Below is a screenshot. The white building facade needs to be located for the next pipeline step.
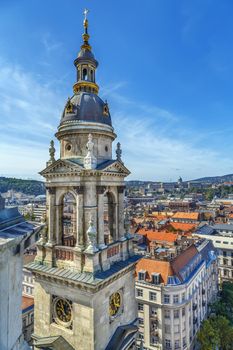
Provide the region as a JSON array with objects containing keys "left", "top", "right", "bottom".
[{"left": 135, "top": 240, "right": 218, "bottom": 350}]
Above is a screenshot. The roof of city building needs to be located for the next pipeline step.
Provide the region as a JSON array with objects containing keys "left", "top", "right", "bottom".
[{"left": 172, "top": 212, "right": 199, "bottom": 220}]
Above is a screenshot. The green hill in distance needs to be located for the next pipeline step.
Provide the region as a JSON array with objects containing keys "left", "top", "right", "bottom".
[{"left": 0, "top": 177, "right": 45, "bottom": 196}]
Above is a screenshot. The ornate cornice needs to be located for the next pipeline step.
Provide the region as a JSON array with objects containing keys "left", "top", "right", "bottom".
[
  {"left": 31, "top": 262, "right": 136, "bottom": 294},
  {"left": 46, "top": 186, "right": 56, "bottom": 195}
]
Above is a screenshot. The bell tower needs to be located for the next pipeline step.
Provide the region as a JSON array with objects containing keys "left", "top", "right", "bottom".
[{"left": 28, "top": 9, "right": 139, "bottom": 350}]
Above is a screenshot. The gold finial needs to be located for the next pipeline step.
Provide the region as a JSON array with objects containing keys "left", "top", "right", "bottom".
[{"left": 81, "top": 8, "right": 91, "bottom": 51}]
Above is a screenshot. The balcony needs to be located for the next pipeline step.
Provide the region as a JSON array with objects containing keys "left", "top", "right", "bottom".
[
  {"left": 192, "top": 303, "right": 197, "bottom": 311},
  {"left": 55, "top": 246, "right": 74, "bottom": 261},
  {"left": 193, "top": 317, "right": 198, "bottom": 325}
]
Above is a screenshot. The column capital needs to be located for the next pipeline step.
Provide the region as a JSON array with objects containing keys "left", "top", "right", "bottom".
[
  {"left": 46, "top": 186, "right": 56, "bottom": 195},
  {"left": 96, "top": 185, "right": 106, "bottom": 194},
  {"left": 73, "top": 186, "right": 84, "bottom": 195}
]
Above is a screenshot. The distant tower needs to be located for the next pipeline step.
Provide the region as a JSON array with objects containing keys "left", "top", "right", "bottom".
[
  {"left": 177, "top": 176, "right": 183, "bottom": 189},
  {"left": 28, "top": 10, "right": 139, "bottom": 350}
]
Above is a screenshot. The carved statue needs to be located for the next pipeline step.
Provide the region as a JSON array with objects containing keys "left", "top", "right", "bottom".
[
  {"left": 38, "top": 223, "right": 48, "bottom": 245},
  {"left": 116, "top": 142, "right": 123, "bottom": 163},
  {"left": 84, "top": 133, "right": 97, "bottom": 169},
  {"left": 47, "top": 140, "right": 56, "bottom": 167},
  {"left": 85, "top": 218, "right": 98, "bottom": 253}
]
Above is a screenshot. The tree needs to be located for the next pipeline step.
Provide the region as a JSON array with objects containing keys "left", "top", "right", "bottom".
[
  {"left": 197, "top": 319, "right": 219, "bottom": 350},
  {"left": 211, "top": 316, "right": 233, "bottom": 350}
]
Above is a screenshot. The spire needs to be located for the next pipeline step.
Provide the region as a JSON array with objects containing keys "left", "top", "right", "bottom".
[{"left": 73, "top": 9, "right": 99, "bottom": 95}]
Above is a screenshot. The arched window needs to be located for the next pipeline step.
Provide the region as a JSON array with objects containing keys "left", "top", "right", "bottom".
[
  {"left": 62, "top": 193, "right": 76, "bottom": 247},
  {"left": 104, "top": 192, "right": 116, "bottom": 245},
  {"left": 83, "top": 68, "right": 88, "bottom": 81},
  {"left": 90, "top": 70, "right": 93, "bottom": 81}
]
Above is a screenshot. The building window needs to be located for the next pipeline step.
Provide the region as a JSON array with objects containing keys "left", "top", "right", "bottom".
[
  {"left": 151, "top": 307, "right": 157, "bottom": 316},
  {"left": 23, "top": 318, "right": 27, "bottom": 327},
  {"left": 151, "top": 335, "right": 158, "bottom": 345},
  {"left": 138, "top": 303, "right": 144, "bottom": 311},
  {"left": 223, "top": 259, "right": 228, "bottom": 265},
  {"left": 182, "top": 307, "right": 185, "bottom": 316},
  {"left": 223, "top": 251, "right": 227, "bottom": 257},
  {"left": 151, "top": 273, "right": 160, "bottom": 284},
  {"left": 183, "top": 337, "right": 187, "bottom": 348},
  {"left": 224, "top": 269, "right": 228, "bottom": 277},
  {"left": 164, "top": 309, "right": 170, "bottom": 318},
  {"left": 174, "top": 310, "right": 179, "bottom": 318},
  {"left": 165, "top": 325, "right": 170, "bottom": 333},
  {"left": 138, "top": 333, "right": 144, "bottom": 340},
  {"left": 173, "top": 294, "right": 179, "bottom": 304},
  {"left": 182, "top": 292, "right": 185, "bottom": 302},
  {"left": 164, "top": 294, "right": 170, "bottom": 304},
  {"left": 137, "top": 289, "right": 143, "bottom": 297},
  {"left": 175, "top": 340, "right": 180, "bottom": 349},
  {"left": 174, "top": 325, "right": 180, "bottom": 333},
  {"left": 150, "top": 292, "right": 157, "bottom": 301},
  {"left": 165, "top": 339, "right": 171, "bottom": 349},
  {"left": 138, "top": 271, "right": 146, "bottom": 281},
  {"left": 138, "top": 318, "right": 144, "bottom": 326}
]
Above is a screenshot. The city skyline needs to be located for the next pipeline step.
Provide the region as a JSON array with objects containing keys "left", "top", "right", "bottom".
[{"left": 1, "top": 0, "right": 233, "bottom": 181}]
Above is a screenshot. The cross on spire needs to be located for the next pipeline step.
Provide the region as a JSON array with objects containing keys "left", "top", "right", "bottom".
[{"left": 83, "top": 8, "right": 89, "bottom": 20}]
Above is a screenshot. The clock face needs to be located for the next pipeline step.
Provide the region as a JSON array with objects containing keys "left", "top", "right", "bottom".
[
  {"left": 109, "top": 292, "right": 121, "bottom": 317},
  {"left": 53, "top": 297, "right": 72, "bottom": 327}
]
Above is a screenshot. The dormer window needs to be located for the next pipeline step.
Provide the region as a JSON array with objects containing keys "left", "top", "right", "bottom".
[
  {"left": 138, "top": 270, "right": 146, "bottom": 281},
  {"left": 151, "top": 273, "right": 160, "bottom": 285}
]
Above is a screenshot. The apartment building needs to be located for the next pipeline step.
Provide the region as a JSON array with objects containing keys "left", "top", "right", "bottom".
[
  {"left": 135, "top": 239, "right": 218, "bottom": 350},
  {"left": 194, "top": 224, "right": 233, "bottom": 282}
]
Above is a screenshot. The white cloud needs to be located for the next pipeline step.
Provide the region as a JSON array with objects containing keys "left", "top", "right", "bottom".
[
  {"left": 0, "top": 60, "right": 63, "bottom": 177},
  {"left": 0, "top": 61, "right": 232, "bottom": 181}
]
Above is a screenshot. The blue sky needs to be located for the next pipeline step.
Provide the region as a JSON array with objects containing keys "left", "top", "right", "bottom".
[{"left": 1, "top": 0, "right": 233, "bottom": 181}]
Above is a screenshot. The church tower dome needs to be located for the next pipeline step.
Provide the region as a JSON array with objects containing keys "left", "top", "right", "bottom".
[{"left": 57, "top": 9, "right": 115, "bottom": 164}]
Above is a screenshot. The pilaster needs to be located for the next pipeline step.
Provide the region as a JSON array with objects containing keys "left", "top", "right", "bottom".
[
  {"left": 118, "top": 186, "right": 125, "bottom": 240},
  {"left": 46, "top": 187, "right": 56, "bottom": 245},
  {"left": 97, "top": 186, "right": 106, "bottom": 248}
]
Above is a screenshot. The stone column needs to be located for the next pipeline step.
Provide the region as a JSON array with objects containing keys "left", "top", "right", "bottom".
[
  {"left": 83, "top": 182, "right": 97, "bottom": 248},
  {"left": 97, "top": 186, "right": 106, "bottom": 249},
  {"left": 118, "top": 186, "right": 125, "bottom": 240},
  {"left": 55, "top": 204, "right": 63, "bottom": 245},
  {"left": 73, "top": 186, "right": 84, "bottom": 251},
  {"left": 46, "top": 187, "right": 56, "bottom": 245}
]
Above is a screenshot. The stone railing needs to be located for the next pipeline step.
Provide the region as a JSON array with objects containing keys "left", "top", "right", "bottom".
[
  {"left": 55, "top": 246, "right": 74, "bottom": 261},
  {"left": 107, "top": 244, "right": 120, "bottom": 258}
]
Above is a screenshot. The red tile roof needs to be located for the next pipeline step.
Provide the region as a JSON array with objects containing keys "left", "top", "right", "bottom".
[
  {"left": 172, "top": 212, "right": 199, "bottom": 220},
  {"left": 137, "top": 228, "right": 178, "bottom": 243},
  {"left": 136, "top": 258, "right": 174, "bottom": 284},
  {"left": 171, "top": 245, "right": 198, "bottom": 279},
  {"left": 22, "top": 296, "right": 34, "bottom": 310},
  {"left": 168, "top": 222, "right": 197, "bottom": 232}
]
